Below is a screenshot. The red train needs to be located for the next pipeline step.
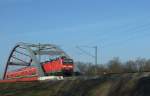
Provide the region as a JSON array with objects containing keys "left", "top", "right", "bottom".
[
  {"left": 42, "top": 56, "right": 74, "bottom": 76},
  {"left": 6, "top": 57, "right": 74, "bottom": 79}
]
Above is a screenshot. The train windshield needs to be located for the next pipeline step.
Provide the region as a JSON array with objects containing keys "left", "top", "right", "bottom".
[{"left": 63, "top": 59, "right": 73, "bottom": 64}]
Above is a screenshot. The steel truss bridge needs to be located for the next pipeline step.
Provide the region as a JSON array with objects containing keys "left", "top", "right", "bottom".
[{"left": 3, "top": 42, "right": 70, "bottom": 80}]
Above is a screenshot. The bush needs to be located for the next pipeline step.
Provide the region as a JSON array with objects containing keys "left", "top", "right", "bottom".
[{"left": 76, "top": 57, "right": 150, "bottom": 75}]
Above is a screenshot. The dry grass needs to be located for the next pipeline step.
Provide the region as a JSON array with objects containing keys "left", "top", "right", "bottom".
[{"left": 0, "top": 74, "right": 150, "bottom": 96}]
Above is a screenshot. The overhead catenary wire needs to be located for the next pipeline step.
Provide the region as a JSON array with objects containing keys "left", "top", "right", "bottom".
[
  {"left": 94, "top": 18, "right": 150, "bottom": 43},
  {"left": 102, "top": 27, "right": 150, "bottom": 48}
]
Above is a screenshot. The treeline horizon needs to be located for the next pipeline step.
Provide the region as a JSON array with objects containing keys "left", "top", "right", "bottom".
[{"left": 76, "top": 57, "right": 150, "bottom": 75}]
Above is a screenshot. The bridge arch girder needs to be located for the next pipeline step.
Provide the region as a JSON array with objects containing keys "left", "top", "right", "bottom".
[{"left": 3, "top": 42, "right": 70, "bottom": 80}]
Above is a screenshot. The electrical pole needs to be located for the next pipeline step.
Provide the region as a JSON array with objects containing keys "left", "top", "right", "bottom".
[
  {"left": 38, "top": 43, "right": 41, "bottom": 62},
  {"left": 94, "top": 46, "right": 98, "bottom": 65},
  {"left": 76, "top": 45, "right": 98, "bottom": 65}
]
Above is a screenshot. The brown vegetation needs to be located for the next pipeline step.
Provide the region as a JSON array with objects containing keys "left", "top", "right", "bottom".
[{"left": 76, "top": 57, "right": 150, "bottom": 75}]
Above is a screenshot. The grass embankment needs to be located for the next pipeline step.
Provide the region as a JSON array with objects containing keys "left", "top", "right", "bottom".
[{"left": 0, "top": 74, "right": 150, "bottom": 96}]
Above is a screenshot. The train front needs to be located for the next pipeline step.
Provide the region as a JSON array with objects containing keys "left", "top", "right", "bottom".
[{"left": 61, "top": 57, "right": 74, "bottom": 76}]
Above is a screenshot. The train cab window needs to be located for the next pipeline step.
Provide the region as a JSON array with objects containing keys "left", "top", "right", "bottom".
[{"left": 63, "top": 59, "right": 73, "bottom": 64}]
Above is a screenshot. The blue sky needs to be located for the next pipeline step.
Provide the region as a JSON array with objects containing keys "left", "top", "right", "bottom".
[{"left": 0, "top": 0, "right": 150, "bottom": 76}]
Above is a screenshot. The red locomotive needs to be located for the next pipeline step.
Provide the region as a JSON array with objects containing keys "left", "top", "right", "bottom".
[
  {"left": 42, "top": 56, "right": 74, "bottom": 76},
  {"left": 5, "top": 56, "right": 74, "bottom": 79}
]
